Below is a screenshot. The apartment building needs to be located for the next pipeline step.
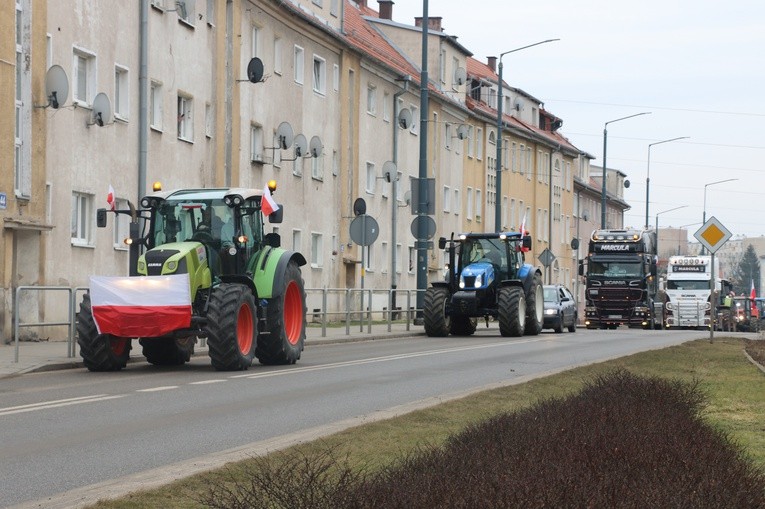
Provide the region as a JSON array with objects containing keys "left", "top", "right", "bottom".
[{"left": 2, "top": 0, "right": 631, "bottom": 342}]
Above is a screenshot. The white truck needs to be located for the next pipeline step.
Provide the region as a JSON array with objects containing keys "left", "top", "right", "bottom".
[{"left": 663, "top": 255, "right": 712, "bottom": 329}]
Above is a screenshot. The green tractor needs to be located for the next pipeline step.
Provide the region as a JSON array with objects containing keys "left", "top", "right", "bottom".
[
  {"left": 423, "top": 232, "right": 544, "bottom": 337},
  {"left": 77, "top": 182, "right": 307, "bottom": 371}
]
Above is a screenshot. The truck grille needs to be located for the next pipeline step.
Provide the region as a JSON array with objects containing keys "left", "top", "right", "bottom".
[{"left": 588, "top": 287, "right": 643, "bottom": 309}]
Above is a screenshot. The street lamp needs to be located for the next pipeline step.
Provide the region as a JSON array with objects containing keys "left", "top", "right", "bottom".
[
  {"left": 655, "top": 205, "right": 688, "bottom": 296},
  {"left": 703, "top": 178, "right": 738, "bottom": 225},
  {"left": 494, "top": 38, "right": 559, "bottom": 232},
  {"left": 600, "top": 112, "right": 651, "bottom": 228},
  {"left": 645, "top": 136, "right": 689, "bottom": 228}
]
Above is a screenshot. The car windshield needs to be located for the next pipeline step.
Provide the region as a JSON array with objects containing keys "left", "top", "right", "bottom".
[
  {"left": 543, "top": 287, "right": 558, "bottom": 302},
  {"left": 667, "top": 280, "right": 709, "bottom": 290},
  {"left": 588, "top": 261, "right": 642, "bottom": 278}
]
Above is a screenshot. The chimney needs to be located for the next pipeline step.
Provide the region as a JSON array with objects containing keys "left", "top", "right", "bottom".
[
  {"left": 378, "top": 0, "right": 393, "bottom": 20},
  {"left": 414, "top": 16, "right": 443, "bottom": 32},
  {"left": 487, "top": 56, "right": 497, "bottom": 73}
]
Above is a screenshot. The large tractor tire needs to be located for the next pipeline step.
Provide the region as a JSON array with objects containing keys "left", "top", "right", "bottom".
[
  {"left": 450, "top": 315, "right": 478, "bottom": 336},
  {"left": 498, "top": 286, "right": 526, "bottom": 337},
  {"left": 140, "top": 337, "right": 194, "bottom": 366},
  {"left": 423, "top": 286, "right": 451, "bottom": 337},
  {"left": 257, "top": 261, "right": 306, "bottom": 365},
  {"left": 524, "top": 273, "right": 544, "bottom": 336},
  {"left": 77, "top": 293, "right": 132, "bottom": 371},
  {"left": 206, "top": 283, "right": 257, "bottom": 371}
]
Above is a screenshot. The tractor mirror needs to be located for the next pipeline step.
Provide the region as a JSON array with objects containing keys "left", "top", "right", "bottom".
[
  {"left": 96, "top": 208, "right": 107, "bottom": 228},
  {"left": 522, "top": 235, "right": 532, "bottom": 250},
  {"left": 264, "top": 232, "right": 281, "bottom": 248},
  {"left": 438, "top": 237, "right": 447, "bottom": 250},
  {"left": 578, "top": 259, "right": 584, "bottom": 276},
  {"left": 269, "top": 205, "right": 283, "bottom": 224}
]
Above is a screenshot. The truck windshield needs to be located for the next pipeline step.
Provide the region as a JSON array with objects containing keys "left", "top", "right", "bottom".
[
  {"left": 667, "top": 280, "right": 709, "bottom": 290},
  {"left": 588, "top": 260, "right": 642, "bottom": 278}
]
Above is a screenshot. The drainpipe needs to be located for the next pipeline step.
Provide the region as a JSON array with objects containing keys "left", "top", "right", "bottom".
[
  {"left": 138, "top": 0, "right": 148, "bottom": 199},
  {"left": 391, "top": 76, "right": 410, "bottom": 316},
  {"left": 224, "top": 0, "right": 233, "bottom": 186}
]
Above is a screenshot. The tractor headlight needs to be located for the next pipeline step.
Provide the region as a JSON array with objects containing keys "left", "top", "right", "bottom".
[
  {"left": 473, "top": 274, "right": 482, "bottom": 288},
  {"left": 166, "top": 260, "right": 177, "bottom": 272},
  {"left": 459, "top": 277, "right": 465, "bottom": 289}
]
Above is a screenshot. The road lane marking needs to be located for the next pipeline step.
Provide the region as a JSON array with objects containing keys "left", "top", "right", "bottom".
[
  {"left": 136, "top": 386, "right": 179, "bottom": 392},
  {"left": 188, "top": 379, "right": 227, "bottom": 385},
  {"left": 0, "top": 394, "right": 126, "bottom": 417},
  {"left": 233, "top": 338, "right": 547, "bottom": 380}
]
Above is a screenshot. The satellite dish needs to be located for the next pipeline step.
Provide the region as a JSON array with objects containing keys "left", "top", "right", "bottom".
[
  {"left": 582, "top": 210, "right": 590, "bottom": 221},
  {"left": 382, "top": 161, "right": 397, "bottom": 183},
  {"left": 456, "top": 124, "right": 468, "bottom": 140},
  {"left": 44, "top": 65, "right": 69, "bottom": 109},
  {"left": 309, "top": 136, "right": 323, "bottom": 158},
  {"left": 276, "top": 122, "right": 294, "bottom": 150},
  {"left": 397, "top": 108, "right": 412, "bottom": 130},
  {"left": 88, "top": 92, "right": 111, "bottom": 127},
  {"left": 453, "top": 67, "right": 466, "bottom": 86},
  {"left": 293, "top": 134, "right": 308, "bottom": 157},
  {"left": 514, "top": 98, "right": 524, "bottom": 112},
  {"left": 246, "top": 57, "right": 264, "bottom": 83},
  {"left": 624, "top": 179, "right": 631, "bottom": 188}
]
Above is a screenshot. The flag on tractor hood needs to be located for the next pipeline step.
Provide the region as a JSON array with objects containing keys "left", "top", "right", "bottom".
[
  {"left": 261, "top": 184, "right": 279, "bottom": 216},
  {"left": 89, "top": 274, "right": 192, "bottom": 337}
]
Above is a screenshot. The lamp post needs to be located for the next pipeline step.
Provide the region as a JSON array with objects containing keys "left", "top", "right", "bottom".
[
  {"left": 494, "top": 38, "right": 559, "bottom": 232},
  {"left": 601, "top": 112, "right": 651, "bottom": 228},
  {"left": 655, "top": 205, "right": 688, "bottom": 297},
  {"left": 645, "top": 136, "right": 689, "bottom": 228},
  {"left": 701, "top": 178, "right": 738, "bottom": 255}
]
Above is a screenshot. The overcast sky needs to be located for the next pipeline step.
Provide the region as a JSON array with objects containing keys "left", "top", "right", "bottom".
[{"left": 389, "top": 0, "right": 765, "bottom": 241}]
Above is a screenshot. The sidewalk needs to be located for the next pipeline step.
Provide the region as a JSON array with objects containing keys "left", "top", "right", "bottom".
[{"left": 0, "top": 322, "right": 425, "bottom": 379}]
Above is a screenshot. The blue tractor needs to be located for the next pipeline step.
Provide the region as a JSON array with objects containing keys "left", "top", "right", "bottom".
[{"left": 423, "top": 232, "right": 544, "bottom": 337}]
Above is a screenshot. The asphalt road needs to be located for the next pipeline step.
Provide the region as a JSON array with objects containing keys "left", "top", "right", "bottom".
[{"left": 1, "top": 327, "right": 707, "bottom": 508}]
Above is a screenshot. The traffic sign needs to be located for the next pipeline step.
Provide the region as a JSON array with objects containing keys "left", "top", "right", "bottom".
[
  {"left": 538, "top": 248, "right": 556, "bottom": 267},
  {"left": 410, "top": 215, "right": 436, "bottom": 240},
  {"left": 693, "top": 216, "right": 732, "bottom": 254},
  {"left": 349, "top": 214, "right": 379, "bottom": 246}
]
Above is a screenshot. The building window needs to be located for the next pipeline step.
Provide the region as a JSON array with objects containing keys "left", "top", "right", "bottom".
[
  {"left": 381, "top": 242, "right": 388, "bottom": 273},
  {"left": 443, "top": 185, "right": 450, "bottom": 213},
  {"left": 177, "top": 94, "right": 193, "bottom": 141},
  {"left": 466, "top": 187, "right": 474, "bottom": 220},
  {"left": 330, "top": 0, "right": 339, "bottom": 16},
  {"left": 408, "top": 246, "right": 415, "bottom": 272},
  {"left": 114, "top": 65, "right": 129, "bottom": 120},
  {"left": 475, "top": 189, "right": 482, "bottom": 222},
  {"left": 383, "top": 91, "right": 390, "bottom": 122},
  {"left": 312, "top": 55, "right": 326, "bottom": 95},
  {"left": 150, "top": 80, "right": 162, "bottom": 131},
  {"left": 467, "top": 126, "right": 474, "bottom": 158},
  {"left": 311, "top": 155, "right": 324, "bottom": 180},
  {"left": 366, "top": 84, "right": 377, "bottom": 115},
  {"left": 365, "top": 162, "right": 376, "bottom": 194},
  {"left": 73, "top": 47, "right": 96, "bottom": 106},
  {"left": 454, "top": 189, "right": 460, "bottom": 216},
  {"left": 176, "top": 0, "right": 194, "bottom": 24},
  {"left": 293, "top": 45, "right": 304, "bottom": 84},
  {"left": 396, "top": 244, "right": 402, "bottom": 273},
  {"left": 292, "top": 229, "right": 302, "bottom": 252},
  {"left": 205, "top": 102, "right": 213, "bottom": 138},
  {"left": 363, "top": 244, "right": 374, "bottom": 271},
  {"left": 113, "top": 198, "right": 129, "bottom": 249},
  {"left": 251, "top": 26, "right": 260, "bottom": 58},
  {"left": 445, "top": 123, "right": 452, "bottom": 150},
  {"left": 274, "top": 37, "right": 283, "bottom": 75},
  {"left": 250, "top": 124, "right": 263, "bottom": 162},
  {"left": 476, "top": 128, "right": 483, "bottom": 159},
  {"left": 206, "top": 0, "right": 215, "bottom": 24},
  {"left": 333, "top": 63, "right": 339, "bottom": 91},
  {"left": 311, "top": 233, "right": 323, "bottom": 268},
  {"left": 409, "top": 105, "right": 418, "bottom": 134},
  {"left": 71, "top": 192, "right": 93, "bottom": 246}
]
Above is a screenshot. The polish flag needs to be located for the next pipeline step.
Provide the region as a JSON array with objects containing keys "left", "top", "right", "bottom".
[
  {"left": 261, "top": 185, "right": 280, "bottom": 216},
  {"left": 89, "top": 274, "right": 192, "bottom": 337},
  {"left": 107, "top": 185, "right": 116, "bottom": 211},
  {"left": 751, "top": 279, "right": 758, "bottom": 317},
  {"left": 751, "top": 279, "right": 756, "bottom": 301}
]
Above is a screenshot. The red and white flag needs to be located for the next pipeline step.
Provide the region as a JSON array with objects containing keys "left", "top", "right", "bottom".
[
  {"left": 751, "top": 279, "right": 756, "bottom": 300},
  {"left": 89, "top": 274, "right": 191, "bottom": 337},
  {"left": 261, "top": 185, "right": 280, "bottom": 216},
  {"left": 107, "top": 185, "right": 116, "bottom": 211},
  {"left": 519, "top": 210, "right": 527, "bottom": 236}
]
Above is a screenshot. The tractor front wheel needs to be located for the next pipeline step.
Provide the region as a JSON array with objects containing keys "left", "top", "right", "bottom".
[
  {"left": 206, "top": 283, "right": 257, "bottom": 371},
  {"left": 423, "top": 287, "right": 451, "bottom": 337},
  {"left": 140, "top": 337, "right": 195, "bottom": 366},
  {"left": 498, "top": 286, "right": 526, "bottom": 337},
  {"left": 524, "top": 273, "right": 544, "bottom": 336},
  {"left": 257, "top": 261, "right": 306, "bottom": 365},
  {"left": 77, "top": 293, "right": 131, "bottom": 371}
]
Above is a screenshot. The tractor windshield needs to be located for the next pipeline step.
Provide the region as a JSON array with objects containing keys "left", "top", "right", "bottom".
[
  {"left": 463, "top": 238, "right": 505, "bottom": 267},
  {"left": 151, "top": 199, "right": 233, "bottom": 248}
]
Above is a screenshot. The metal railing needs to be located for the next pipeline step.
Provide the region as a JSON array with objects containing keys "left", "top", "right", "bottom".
[
  {"left": 10, "top": 285, "right": 425, "bottom": 362},
  {"left": 304, "top": 288, "right": 425, "bottom": 337},
  {"left": 12, "top": 286, "right": 88, "bottom": 363}
]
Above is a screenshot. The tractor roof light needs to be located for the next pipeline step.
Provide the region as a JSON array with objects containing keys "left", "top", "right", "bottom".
[
  {"left": 268, "top": 180, "right": 277, "bottom": 193},
  {"left": 152, "top": 181, "right": 162, "bottom": 191}
]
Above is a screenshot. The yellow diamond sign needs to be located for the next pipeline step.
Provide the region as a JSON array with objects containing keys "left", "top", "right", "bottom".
[{"left": 694, "top": 216, "right": 732, "bottom": 254}]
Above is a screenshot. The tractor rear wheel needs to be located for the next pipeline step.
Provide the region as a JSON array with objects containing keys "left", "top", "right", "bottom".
[
  {"left": 524, "top": 273, "right": 544, "bottom": 336},
  {"left": 257, "top": 261, "right": 306, "bottom": 365},
  {"left": 450, "top": 315, "right": 477, "bottom": 336},
  {"left": 206, "top": 283, "right": 257, "bottom": 371},
  {"left": 498, "top": 286, "right": 525, "bottom": 337},
  {"left": 140, "top": 337, "right": 194, "bottom": 366},
  {"left": 423, "top": 287, "right": 451, "bottom": 337},
  {"left": 77, "top": 293, "right": 132, "bottom": 371}
]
